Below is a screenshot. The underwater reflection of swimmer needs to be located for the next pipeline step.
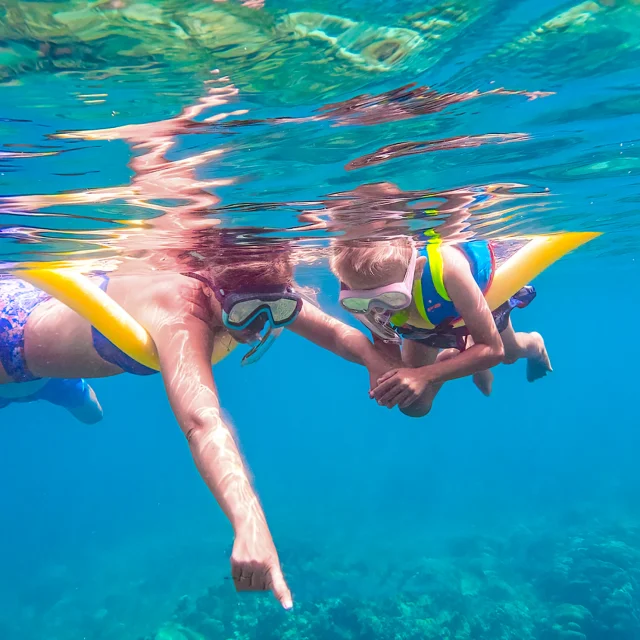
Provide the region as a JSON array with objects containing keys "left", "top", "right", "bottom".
[
  {"left": 314, "top": 82, "right": 553, "bottom": 127},
  {"left": 223, "top": 82, "right": 552, "bottom": 129},
  {"left": 0, "top": 237, "right": 393, "bottom": 607},
  {"left": 330, "top": 236, "right": 554, "bottom": 416},
  {"left": 1, "top": 77, "right": 245, "bottom": 265},
  {"left": 294, "top": 181, "right": 419, "bottom": 238},
  {"left": 294, "top": 180, "right": 515, "bottom": 242}
]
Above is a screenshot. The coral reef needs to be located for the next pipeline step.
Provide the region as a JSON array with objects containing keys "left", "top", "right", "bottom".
[{"left": 140, "top": 519, "right": 640, "bottom": 640}]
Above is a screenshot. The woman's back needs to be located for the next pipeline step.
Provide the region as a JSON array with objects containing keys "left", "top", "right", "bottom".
[{"left": 0, "top": 272, "right": 213, "bottom": 383}]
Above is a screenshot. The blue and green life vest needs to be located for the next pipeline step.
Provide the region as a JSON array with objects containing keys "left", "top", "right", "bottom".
[{"left": 391, "top": 239, "right": 495, "bottom": 330}]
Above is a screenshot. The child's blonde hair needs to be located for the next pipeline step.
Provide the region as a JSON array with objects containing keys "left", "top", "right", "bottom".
[{"left": 329, "top": 237, "right": 413, "bottom": 286}]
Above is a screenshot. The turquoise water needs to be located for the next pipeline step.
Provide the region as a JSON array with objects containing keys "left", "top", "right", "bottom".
[{"left": 1, "top": 1, "right": 640, "bottom": 639}]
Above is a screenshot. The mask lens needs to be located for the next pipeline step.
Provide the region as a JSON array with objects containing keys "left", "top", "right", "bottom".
[
  {"left": 377, "top": 291, "right": 409, "bottom": 309},
  {"left": 227, "top": 296, "right": 301, "bottom": 328},
  {"left": 267, "top": 298, "right": 299, "bottom": 324},
  {"left": 341, "top": 297, "right": 370, "bottom": 312},
  {"left": 342, "top": 292, "right": 408, "bottom": 313},
  {"left": 228, "top": 299, "right": 264, "bottom": 326}
]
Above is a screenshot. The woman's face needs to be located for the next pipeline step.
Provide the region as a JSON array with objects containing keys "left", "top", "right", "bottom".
[{"left": 208, "top": 249, "right": 295, "bottom": 341}]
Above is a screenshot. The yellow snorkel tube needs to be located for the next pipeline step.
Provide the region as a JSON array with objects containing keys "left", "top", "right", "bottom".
[{"left": 16, "top": 267, "right": 237, "bottom": 370}]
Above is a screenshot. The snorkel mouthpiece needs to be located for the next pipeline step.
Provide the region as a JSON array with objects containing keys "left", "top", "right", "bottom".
[{"left": 241, "top": 326, "right": 283, "bottom": 366}]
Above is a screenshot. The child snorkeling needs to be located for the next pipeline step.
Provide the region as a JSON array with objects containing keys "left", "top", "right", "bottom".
[{"left": 330, "top": 236, "right": 552, "bottom": 416}]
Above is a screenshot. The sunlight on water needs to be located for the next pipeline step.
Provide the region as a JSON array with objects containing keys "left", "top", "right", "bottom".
[
  {"left": 2, "top": 1, "right": 640, "bottom": 640},
  {"left": 2, "top": 0, "right": 639, "bottom": 268}
]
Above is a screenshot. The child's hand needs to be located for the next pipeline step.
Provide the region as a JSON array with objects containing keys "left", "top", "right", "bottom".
[{"left": 370, "top": 368, "right": 432, "bottom": 408}]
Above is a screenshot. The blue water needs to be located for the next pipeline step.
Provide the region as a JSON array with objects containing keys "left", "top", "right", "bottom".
[{"left": 2, "top": 0, "right": 640, "bottom": 639}]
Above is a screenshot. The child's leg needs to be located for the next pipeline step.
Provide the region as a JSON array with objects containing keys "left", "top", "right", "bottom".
[
  {"left": 399, "top": 340, "right": 446, "bottom": 417},
  {"left": 500, "top": 319, "right": 552, "bottom": 382},
  {"left": 400, "top": 339, "right": 493, "bottom": 416},
  {"left": 465, "top": 336, "right": 493, "bottom": 396}
]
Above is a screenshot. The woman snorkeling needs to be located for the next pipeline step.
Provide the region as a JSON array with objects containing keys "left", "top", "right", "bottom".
[
  {"left": 0, "top": 235, "right": 392, "bottom": 609},
  {"left": 0, "top": 75, "right": 396, "bottom": 607}
]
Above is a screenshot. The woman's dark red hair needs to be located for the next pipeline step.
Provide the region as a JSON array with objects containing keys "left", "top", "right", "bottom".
[{"left": 183, "top": 227, "right": 294, "bottom": 291}]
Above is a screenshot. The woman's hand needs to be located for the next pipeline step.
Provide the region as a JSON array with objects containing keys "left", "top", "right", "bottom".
[
  {"left": 370, "top": 367, "right": 434, "bottom": 408},
  {"left": 231, "top": 521, "right": 293, "bottom": 610},
  {"left": 148, "top": 283, "right": 292, "bottom": 608}
]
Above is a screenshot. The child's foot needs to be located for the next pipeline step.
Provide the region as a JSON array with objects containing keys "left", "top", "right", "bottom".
[
  {"left": 436, "top": 348, "right": 459, "bottom": 363},
  {"left": 526, "top": 332, "right": 552, "bottom": 382},
  {"left": 473, "top": 369, "right": 493, "bottom": 396}
]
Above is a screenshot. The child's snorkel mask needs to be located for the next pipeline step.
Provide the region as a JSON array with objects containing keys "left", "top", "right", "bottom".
[
  {"left": 338, "top": 246, "right": 417, "bottom": 314},
  {"left": 214, "top": 285, "right": 303, "bottom": 365},
  {"left": 338, "top": 245, "right": 417, "bottom": 344}
]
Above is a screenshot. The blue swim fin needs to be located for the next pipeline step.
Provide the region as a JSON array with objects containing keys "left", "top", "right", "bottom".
[
  {"left": 36, "top": 378, "right": 104, "bottom": 424},
  {"left": 0, "top": 378, "right": 103, "bottom": 424}
]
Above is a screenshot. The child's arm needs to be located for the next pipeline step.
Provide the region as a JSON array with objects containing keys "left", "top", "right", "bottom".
[
  {"left": 149, "top": 286, "right": 292, "bottom": 609},
  {"left": 288, "top": 302, "right": 396, "bottom": 382},
  {"left": 371, "top": 245, "right": 504, "bottom": 408}
]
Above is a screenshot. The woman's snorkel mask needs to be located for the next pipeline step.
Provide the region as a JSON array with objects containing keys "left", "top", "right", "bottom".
[
  {"left": 338, "top": 245, "right": 417, "bottom": 344},
  {"left": 214, "top": 285, "right": 303, "bottom": 365}
]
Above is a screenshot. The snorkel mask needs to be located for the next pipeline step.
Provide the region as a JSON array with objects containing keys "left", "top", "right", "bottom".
[
  {"left": 215, "top": 285, "right": 303, "bottom": 365},
  {"left": 338, "top": 246, "right": 417, "bottom": 343},
  {"left": 339, "top": 246, "right": 417, "bottom": 313}
]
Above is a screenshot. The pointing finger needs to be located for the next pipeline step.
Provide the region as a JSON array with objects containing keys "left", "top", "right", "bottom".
[{"left": 267, "top": 565, "right": 293, "bottom": 610}]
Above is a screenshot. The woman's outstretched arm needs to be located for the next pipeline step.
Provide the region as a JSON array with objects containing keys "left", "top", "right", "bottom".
[
  {"left": 288, "top": 302, "right": 398, "bottom": 387},
  {"left": 149, "top": 282, "right": 292, "bottom": 608}
]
